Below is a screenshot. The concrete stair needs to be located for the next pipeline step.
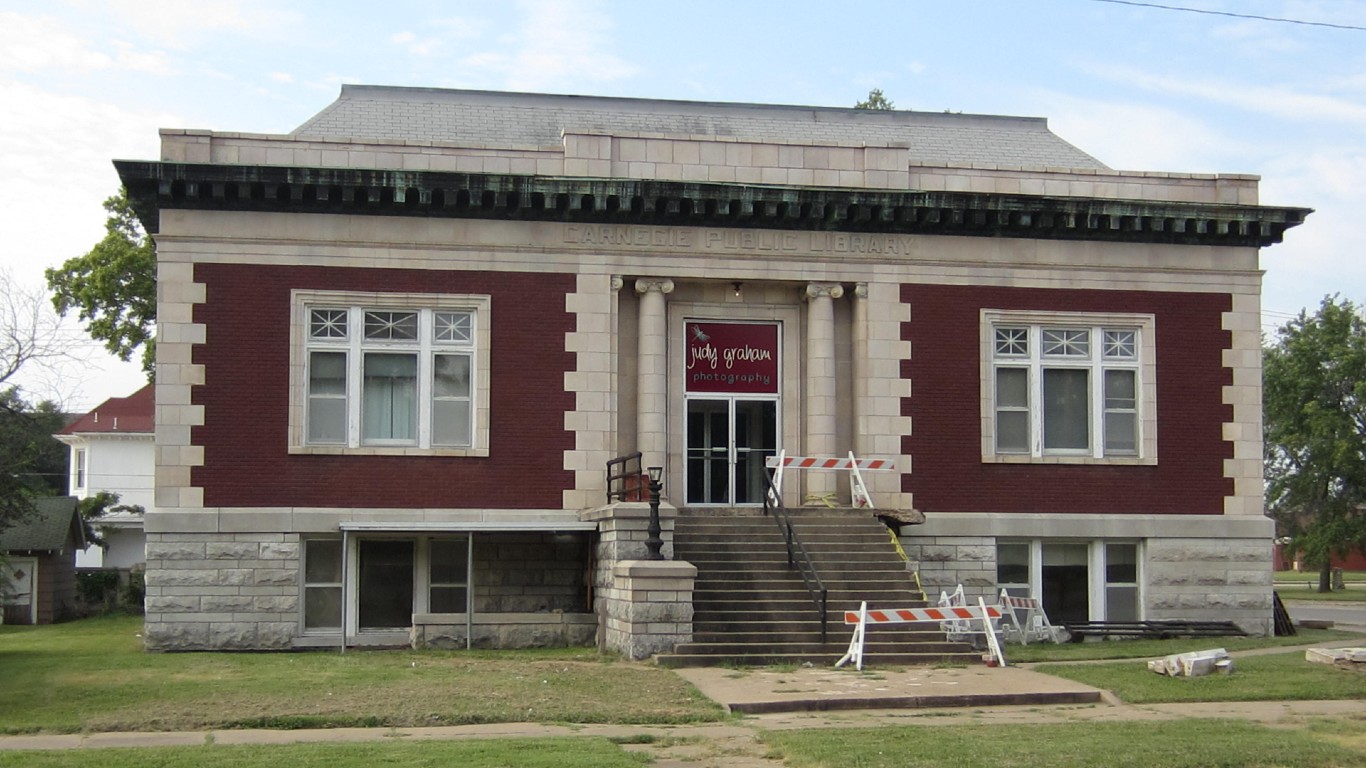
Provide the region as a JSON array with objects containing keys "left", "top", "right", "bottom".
[{"left": 656, "top": 509, "right": 980, "bottom": 667}]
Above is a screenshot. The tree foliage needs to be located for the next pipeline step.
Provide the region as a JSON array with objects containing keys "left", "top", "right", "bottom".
[
  {"left": 77, "top": 491, "right": 143, "bottom": 549},
  {"left": 854, "top": 88, "right": 895, "bottom": 110},
  {"left": 46, "top": 189, "right": 157, "bottom": 375},
  {"left": 0, "top": 388, "right": 68, "bottom": 534},
  {"left": 1264, "top": 295, "right": 1366, "bottom": 591}
]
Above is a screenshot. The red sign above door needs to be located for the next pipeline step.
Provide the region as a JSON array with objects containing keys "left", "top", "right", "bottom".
[{"left": 685, "top": 322, "right": 779, "bottom": 394}]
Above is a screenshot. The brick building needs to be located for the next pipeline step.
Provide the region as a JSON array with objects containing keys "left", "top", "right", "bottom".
[{"left": 116, "top": 86, "right": 1307, "bottom": 652}]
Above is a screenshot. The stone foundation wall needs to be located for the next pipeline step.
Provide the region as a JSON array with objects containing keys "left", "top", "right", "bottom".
[
  {"left": 143, "top": 532, "right": 300, "bottom": 650},
  {"left": 411, "top": 612, "right": 596, "bottom": 649},
  {"left": 473, "top": 533, "right": 589, "bottom": 613},
  {"left": 899, "top": 513, "right": 1275, "bottom": 636}
]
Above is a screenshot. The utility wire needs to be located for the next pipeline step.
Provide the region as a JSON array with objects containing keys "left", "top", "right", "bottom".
[{"left": 1088, "top": 0, "right": 1366, "bottom": 32}]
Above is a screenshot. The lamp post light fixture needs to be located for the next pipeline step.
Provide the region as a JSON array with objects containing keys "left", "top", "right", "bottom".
[{"left": 645, "top": 465, "right": 664, "bottom": 561}]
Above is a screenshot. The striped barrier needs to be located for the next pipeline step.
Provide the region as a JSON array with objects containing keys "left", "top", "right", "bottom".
[
  {"left": 765, "top": 451, "right": 896, "bottom": 509},
  {"left": 765, "top": 456, "right": 896, "bottom": 471},
  {"left": 836, "top": 600, "right": 1007, "bottom": 670},
  {"left": 843, "top": 605, "right": 1001, "bottom": 625}
]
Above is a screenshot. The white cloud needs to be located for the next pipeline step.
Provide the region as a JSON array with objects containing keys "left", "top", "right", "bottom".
[
  {"left": 1087, "top": 65, "right": 1366, "bottom": 127},
  {"left": 269, "top": 71, "right": 294, "bottom": 84},
  {"left": 100, "top": 0, "right": 301, "bottom": 49},
  {"left": 0, "top": 12, "right": 111, "bottom": 72},
  {"left": 1034, "top": 93, "right": 1250, "bottom": 172},
  {"left": 455, "top": 0, "right": 635, "bottom": 92}
]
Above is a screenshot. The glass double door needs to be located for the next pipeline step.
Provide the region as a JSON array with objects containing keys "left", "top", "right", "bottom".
[{"left": 686, "top": 398, "right": 777, "bottom": 506}]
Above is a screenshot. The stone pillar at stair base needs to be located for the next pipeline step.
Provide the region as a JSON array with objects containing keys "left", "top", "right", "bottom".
[{"left": 599, "top": 560, "right": 697, "bottom": 660}]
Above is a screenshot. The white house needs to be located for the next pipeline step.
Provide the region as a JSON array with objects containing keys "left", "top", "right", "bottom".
[{"left": 56, "top": 384, "right": 153, "bottom": 570}]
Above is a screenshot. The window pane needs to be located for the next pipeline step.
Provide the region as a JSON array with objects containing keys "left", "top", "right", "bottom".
[
  {"left": 434, "top": 354, "right": 471, "bottom": 397},
  {"left": 1042, "top": 368, "right": 1089, "bottom": 450},
  {"left": 1106, "top": 586, "right": 1139, "bottom": 621},
  {"left": 1042, "top": 329, "right": 1089, "bottom": 357},
  {"left": 363, "top": 353, "right": 417, "bottom": 442},
  {"left": 308, "top": 352, "right": 347, "bottom": 444},
  {"left": 996, "top": 412, "right": 1028, "bottom": 453},
  {"left": 997, "top": 542, "right": 1030, "bottom": 585},
  {"left": 304, "top": 586, "right": 341, "bottom": 629},
  {"left": 309, "top": 351, "right": 347, "bottom": 395},
  {"left": 430, "top": 586, "right": 468, "bottom": 613},
  {"left": 1104, "top": 370, "right": 1137, "bottom": 453},
  {"left": 1106, "top": 543, "right": 1137, "bottom": 583},
  {"left": 433, "top": 402, "right": 471, "bottom": 447},
  {"left": 434, "top": 312, "right": 473, "bottom": 343},
  {"left": 310, "top": 308, "right": 348, "bottom": 339},
  {"left": 1104, "top": 369, "right": 1136, "bottom": 409},
  {"left": 364, "top": 311, "right": 418, "bottom": 340},
  {"left": 430, "top": 539, "right": 469, "bottom": 584},
  {"left": 305, "top": 540, "right": 342, "bottom": 583},
  {"left": 995, "top": 367, "right": 1027, "bottom": 407},
  {"left": 994, "top": 327, "right": 1028, "bottom": 357},
  {"left": 1104, "top": 330, "right": 1136, "bottom": 359}
]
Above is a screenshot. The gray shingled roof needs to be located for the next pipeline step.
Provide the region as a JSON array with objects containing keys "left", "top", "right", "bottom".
[
  {"left": 293, "top": 86, "right": 1110, "bottom": 171},
  {"left": 0, "top": 497, "right": 84, "bottom": 552}
]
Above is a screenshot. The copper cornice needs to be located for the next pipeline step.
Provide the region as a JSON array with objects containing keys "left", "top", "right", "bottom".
[{"left": 115, "top": 161, "right": 1309, "bottom": 248}]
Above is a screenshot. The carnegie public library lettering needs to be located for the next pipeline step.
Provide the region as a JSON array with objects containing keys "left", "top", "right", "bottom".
[{"left": 115, "top": 86, "right": 1307, "bottom": 657}]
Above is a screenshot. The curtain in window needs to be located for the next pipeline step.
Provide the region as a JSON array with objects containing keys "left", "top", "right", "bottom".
[
  {"left": 363, "top": 353, "right": 417, "bottom": 442},
  {"left": 1042, "top": 368, "right": 1089, "bottom": 450}
]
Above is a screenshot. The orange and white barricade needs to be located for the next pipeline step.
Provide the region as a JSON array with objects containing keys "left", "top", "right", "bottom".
[
  {"left": 766, "top": 451, "right": 896, "bottom": 508},
  {"left": 836, "top": 600, "right": 1006, "bottom": 670},
  {"left": 997, "top": 590, "right": 1062, "bottom": 645}
]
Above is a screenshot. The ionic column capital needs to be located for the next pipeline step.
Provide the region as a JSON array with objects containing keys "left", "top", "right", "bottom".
[
  {"left": 853, "top": 282, "right": 869, "bottom": 300},
  {"left": 610, "top": 275, "right": 625, "bottom": 292},
  {"left": 635, "top": 278, "right": 675, "bottom": 296},
  {"left": 805, "top": 282, "right": 844, "bottom": 301}
]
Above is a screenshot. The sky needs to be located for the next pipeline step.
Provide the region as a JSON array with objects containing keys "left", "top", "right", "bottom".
[{"left": 2, "top": 0, "right": 1364, "bottom": 410}]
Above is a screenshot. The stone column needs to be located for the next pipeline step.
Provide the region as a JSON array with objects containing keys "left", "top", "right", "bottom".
[
  {"left": 805, "top": 282, "right": 844, "bottom": 496},
  {"left": 635, "top": 278, "right": 674, "bottom": 473},
  {"left": 852, "top": 283, "right": 869, "bottom": 458}
]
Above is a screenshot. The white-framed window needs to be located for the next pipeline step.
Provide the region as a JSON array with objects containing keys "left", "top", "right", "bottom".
[
  {"left": 289, "top": 291, "right": 491, "bottom": 456},
  {"left": 72, "top": 448, "right": 87, "bottom": 492},
  {"left": 302, "top": 538, "right": 343, "bottom": 631},
  {"left": 995, "top": 539, "right": 1143, "bottom": 623},
  {"left": 981, "top": 310, "right": 1156, "bottom": 464}
]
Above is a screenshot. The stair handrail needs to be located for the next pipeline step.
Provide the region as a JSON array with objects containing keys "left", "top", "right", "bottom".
[{"left": 762, "top": 473, "right": 830, "bottom": 642}]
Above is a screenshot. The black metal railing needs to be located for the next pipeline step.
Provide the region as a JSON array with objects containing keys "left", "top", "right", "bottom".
[
  {"left": 605, "top": 452, "right": 644, "bottom": 502},
  {"left": 762, "top": 474, "right": 830, "bottom": 642}
]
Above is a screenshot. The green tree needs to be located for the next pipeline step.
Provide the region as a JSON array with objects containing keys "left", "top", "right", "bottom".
[
  {"left": 0, "top": 388, "right": 68, "bottom": 534},
  {"left": 854, "top": 88, "right": 895, "bottom": 110},
  {"left": 46, "top": 189, "right": 157, "bottom": 375},
  {"left": 77, "top": 491, "right": 144, "bottom": 549},
  {"left": 1264, "top": 296, "right": 1366, "bottom": 592}
]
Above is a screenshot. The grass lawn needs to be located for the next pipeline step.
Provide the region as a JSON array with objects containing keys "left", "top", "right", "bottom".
[
  {"left": 761, "top": 719, "right": 1366, "bottom": 768},
  {"left": 1006, "top": 627, "right": 1363, "bottom": 664},
  {"left": 1036, "top": 651, "right": 1366, "bottom": 704},
  {"left": 0, "top": 737, "right": 648, "bottom": 768},
  {"left": 0, "top": 615, "right": 724, "bottom": 734}
]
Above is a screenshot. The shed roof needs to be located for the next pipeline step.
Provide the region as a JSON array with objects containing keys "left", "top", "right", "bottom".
[
  {"left": 293, "top": 85, "right": 1110, "bottom": 171},
  {"left": 59, "top": 384, "right": 153, "bottom": 436},
  {"left": 0, "top": 497, "right": 85, "bottom": 553}
]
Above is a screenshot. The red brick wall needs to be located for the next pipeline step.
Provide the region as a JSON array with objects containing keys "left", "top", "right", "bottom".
[
  {"left": 901, "top": 284, "right": 1233, "bottom": 515},
  {"left": 191, "top": 264, "right": 576, "bottom": 509}
]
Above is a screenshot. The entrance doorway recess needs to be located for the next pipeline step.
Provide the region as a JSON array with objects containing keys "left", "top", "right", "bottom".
[{"left": 685, "top": 398, "right": 777, "bottom": 505}]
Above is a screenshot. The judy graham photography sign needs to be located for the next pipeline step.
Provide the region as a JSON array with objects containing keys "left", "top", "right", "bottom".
[{"left": 685, "top": 322, "right": 779, "bottom": 394}]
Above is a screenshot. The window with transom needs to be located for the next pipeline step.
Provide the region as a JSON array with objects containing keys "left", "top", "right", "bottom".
[
  {"left": 291, "top": 291, "right": 490, "bottom": 456},
  {"left": 983, "top": 310, "right": 1155, "bottom": 463}
]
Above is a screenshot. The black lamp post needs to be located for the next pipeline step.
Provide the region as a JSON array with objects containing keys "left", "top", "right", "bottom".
[{"left": 645, "top": 465, "right": 664, "bottom": 560}]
